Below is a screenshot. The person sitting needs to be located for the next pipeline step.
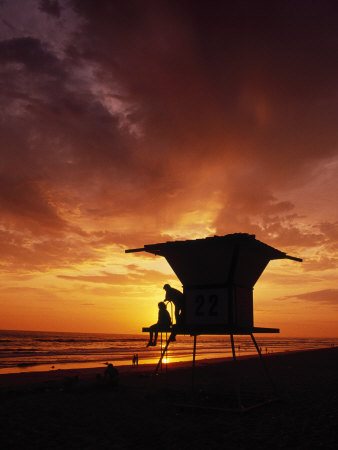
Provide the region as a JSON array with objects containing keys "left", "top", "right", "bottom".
[{"left": 146, "top": 302, "right": 172, "bottom": 347}]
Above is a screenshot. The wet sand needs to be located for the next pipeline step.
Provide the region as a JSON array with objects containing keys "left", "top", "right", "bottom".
[{"left": 0, "top": 347, "right": 337, "bottom": 449}]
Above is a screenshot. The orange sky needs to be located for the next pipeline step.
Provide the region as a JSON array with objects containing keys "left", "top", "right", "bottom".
[{"left": 0, "top": 0, "right": 337, "bottom": 337}]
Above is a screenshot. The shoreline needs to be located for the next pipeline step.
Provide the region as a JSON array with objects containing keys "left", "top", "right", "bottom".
[
  {"left": 0, "top": 345, "right": 336, "bottom": 388},
  {"left": 1, "top": 331, "right": 337, "bottom": 378}
]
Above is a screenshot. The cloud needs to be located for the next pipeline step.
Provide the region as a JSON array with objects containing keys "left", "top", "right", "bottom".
[
  {"left": 0, "top": 0, "right": 337, "bottom": 273},
  {"left": 278, "top": 289, "right": 338, "bottom": 306},
  {"left": 71, "top": 0, "right": 338, "bottom": 166},
  {"left": 0, "top": 178, "right": 68, "bottom": 234},
  {"left": 64, "top": 0, "right": 338, "bottom": 239},
  {"left": 57, "top": 268, "right": 176, "bottom": 285},
  {"left": 0, "top": 37, "right": 61, "bottom": 74},
  {"left": 0, "top": 285, "right": 61, "bottom": 301},
  {"left": 318, "top": 222, "right": 338, "bottom": 246},
  {"left": 303, "top": 255, "right": 338, "bottom": 272},
  {"left": 0, "top": 228, "right": 98, "bottom": 271},
  {"left": 39, "top": 0, "right": 62, "bottom": 18}
]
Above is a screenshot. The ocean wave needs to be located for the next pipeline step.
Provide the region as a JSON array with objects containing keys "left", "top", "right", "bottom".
[
  {"left": 17, "top": 362, "right": 38, "bottom": 368},
  {"left": 34, "top": 338, "right": 145, "bottom": 343},
  {"left": 0, "top": 331, "right": 337, "bottom": 374}
]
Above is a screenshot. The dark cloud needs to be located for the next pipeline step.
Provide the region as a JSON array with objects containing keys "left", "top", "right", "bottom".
[
  {"left": 39, "top": 0, "right": 62, "bottom": 18},
  {"left": 71, "top": 0, "right": 338, "bottom": 171},
  {"left": 0, "top": 35, "right": 139, "bottom": 241},
  {"left": 0, "top": 37, "right": 60, "bottom": 74}
]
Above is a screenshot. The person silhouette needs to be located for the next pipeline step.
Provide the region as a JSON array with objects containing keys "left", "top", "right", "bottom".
[
  {"left": 104, "top": 363, "right": 119, "bottom": 386},
  {"left": 163, "top": 284, "right": 184, "bottom": 325},
  {"left": 146, "top": 302, "right": 172, "bottom": 347}
]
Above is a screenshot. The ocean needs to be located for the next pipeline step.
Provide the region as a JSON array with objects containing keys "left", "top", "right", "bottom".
[{"left": 0, "top": 329, "right": 337, "bottom": 375}]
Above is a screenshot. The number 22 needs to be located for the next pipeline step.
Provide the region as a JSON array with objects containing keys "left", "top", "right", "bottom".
[{"left": 195, "top": 295, "right": 218, "bottom": 316}]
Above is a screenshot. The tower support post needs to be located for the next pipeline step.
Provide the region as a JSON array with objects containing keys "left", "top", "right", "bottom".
[
  {"left": 230, "top": 334, "right": 243, "bottom": 409},
  {"left": 250, "top": 333, "right": 278, "bottom": 395},
  {"left": 192, "top": 335, "right": 197, "bottom": 391}
]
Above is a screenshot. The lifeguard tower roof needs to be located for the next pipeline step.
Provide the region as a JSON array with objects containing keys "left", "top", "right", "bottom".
[{"left": 126, "top": 233, "right": 302, "bottom": 289}]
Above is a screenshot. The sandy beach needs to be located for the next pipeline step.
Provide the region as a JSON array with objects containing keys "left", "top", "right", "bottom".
[{"left": 0, "top": 347, "right": 337, "bottom": 449}]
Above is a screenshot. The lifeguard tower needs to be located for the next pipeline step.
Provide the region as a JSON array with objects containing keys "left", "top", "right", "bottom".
[{"left": 126, "top": 233, "right": 302, "bottom": 408}]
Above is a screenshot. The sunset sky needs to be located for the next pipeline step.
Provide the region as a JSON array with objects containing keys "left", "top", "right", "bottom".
[{"left": 0, "top": 0, "right": 337, "bottom": 337}]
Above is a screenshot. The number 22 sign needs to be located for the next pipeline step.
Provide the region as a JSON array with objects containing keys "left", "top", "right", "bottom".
[{"left": 186, "top": 288, "right": 229, "bottom": 325}]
